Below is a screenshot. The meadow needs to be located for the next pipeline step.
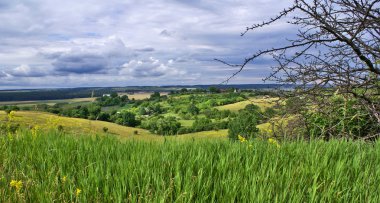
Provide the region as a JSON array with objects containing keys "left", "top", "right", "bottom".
[
  {"left": 0, "top": 111, "right": 227, "bottom": 142},
  {"left": 1, "top": 129, "right": 380, "bottom": 202}
]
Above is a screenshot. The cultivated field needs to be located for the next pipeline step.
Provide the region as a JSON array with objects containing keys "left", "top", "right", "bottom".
[{"left": 120, "top": 92, "right": 169, "bottom": 100}]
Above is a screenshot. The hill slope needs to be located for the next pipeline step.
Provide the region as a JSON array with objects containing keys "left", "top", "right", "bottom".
[{"left": 0, "top": 111, "right": 227, "bottom": 141}]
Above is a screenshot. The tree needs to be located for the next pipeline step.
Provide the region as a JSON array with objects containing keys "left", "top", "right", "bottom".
[
  {"left": 150, "top": 92, "right": 161, "bottom": 100},
  {"left": 228, "top": 110, "right": 259, "bottom": 140},
  {"left": 142, "top": 116, "right": 181, "bottom": 135},
  {"left": 187, "top": 103, "right": 200, "bottom": 116},
  {"left": 219, "top": 0, "right": 380, "bottom": 137},
  {"left": 110, "top": 92, "right": 118, "bottom": 98},
  {"left": 208, "top": 86, "right": 221, "bottom": 93},
  {"left": 98, "top": 112, "right": 110, "bottom": 121},
  {"left": 88, "top": 104, "right": 101, "bottom": 120},
  {"left": 115, "top": 111, "right": 140, "bottom": 127},
  {"left": 120, "top": 95, "right": 129, "bottom": 102},
  {"left": 192, "top": 117, "right": 212, "bottom": 132}
]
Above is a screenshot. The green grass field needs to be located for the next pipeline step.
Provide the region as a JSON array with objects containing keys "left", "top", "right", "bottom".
[{"left": 1, "top": 130, "right": 379, "bottom": 202}]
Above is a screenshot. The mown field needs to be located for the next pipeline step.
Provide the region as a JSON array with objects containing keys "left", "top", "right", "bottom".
[{"left": 1, "top": 130, "right": 380, "bottom": 202}]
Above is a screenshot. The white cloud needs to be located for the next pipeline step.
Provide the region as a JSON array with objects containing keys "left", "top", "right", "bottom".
[
  {"left": 8, "top": 64, "right": 48, "bottom": 77},
  {"left": 120, "top": 57, "right": 185, "bottom": 78}
]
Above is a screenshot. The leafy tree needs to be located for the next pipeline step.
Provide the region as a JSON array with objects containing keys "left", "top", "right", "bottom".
[
  {"left": 110, "top": 92, "right": 118, "bottom": 98},
  {"left": 192, "top": 117, "right": 212, "bottom": 132},
  {"left": 228, "top": 110, "right": 259, "bottom": 140},
  {"left": 120, "top": 95, "right": 129, "bottom": 102},
  {"left": 208, "top": 86, "right": 221, "bottom": 93},
  {"left": 88, "top": 104, "right": 101, "bottom": 119},
  {"left": 150, "top": 92, "right": 161, "bottom": 100},
  {"left": 187, "top": 103, "right": 200, "bottom": 116},
  {"left": 115, "top": 111, "right": 140, "bottom": 127},
  {"left": 180, "top": 88, "right": 188, "bottom": 93},
  {"left": 98, "top": 112, "right": 110, "bottom": 121},
  {"left": 142, "top": 116, "right": 181, "bottom": 135}
]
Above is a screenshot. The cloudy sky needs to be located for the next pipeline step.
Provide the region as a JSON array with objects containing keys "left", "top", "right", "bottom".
[{"left": 0, "top": 0, "right": 294, "bottom": 89}]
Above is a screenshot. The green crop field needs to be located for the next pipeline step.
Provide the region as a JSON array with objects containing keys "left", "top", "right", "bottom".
[{"left": 1, "top": 130, "right": 380, "bottom": 202}]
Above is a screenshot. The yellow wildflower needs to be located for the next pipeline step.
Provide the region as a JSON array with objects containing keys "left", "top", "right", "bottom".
[
  {"left": 10, "top": 180, "right": 22, "bottom": 192},
  {"left": 76, "top": 188, "right": 82, "bottom": 197},
  {"left": 238, "top": 135, "right": 247, "bottom": 143},
  {"left": 62, "top": 176, "right": 67, "bottom": 183},
  {"left": 8, "top": 111, "right": 16, "bottom": 121},
  {"left": 32, "top": 125, "right": 40, "bottom": 138},
  {"left": 268, "top": 138, "right": 280, "bottom": 148}
]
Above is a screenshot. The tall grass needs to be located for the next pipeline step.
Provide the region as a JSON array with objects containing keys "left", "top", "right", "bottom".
[{"left": 1, "top": 130, "right": 380, "bottom": 202}]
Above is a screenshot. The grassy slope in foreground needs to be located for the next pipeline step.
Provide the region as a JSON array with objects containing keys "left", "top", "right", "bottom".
[
  {"left": 0, "top": 111, "right": 227, "bottom": 141},
  {"left": 1, "top": 131, "right": 380, "bottom": 202}
]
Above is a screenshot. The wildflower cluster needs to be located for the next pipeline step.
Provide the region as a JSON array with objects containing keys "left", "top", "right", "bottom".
[
  {"left": 238, "top": 135, "right": 247, "bottom": 143},
  {"left": 8, "top": 111, "right": 16, "bottom": 121},
  {"left": 32, "top": 125, "right": 41, "bottom": 138},
  {"left": 10, "top": 180, "right": 23, "bottom": 192},
  {"left": 76, "top": 188, "right": 82, "bottom": 197},
  {"left": 62, "top": 176, "right": 67, "bottom": 183},
  {"left": 268, "top": 138, "right": 280, "bottom": 148},
  {"left": 238, "top": 135, "right": 253, "bottom": 148}
]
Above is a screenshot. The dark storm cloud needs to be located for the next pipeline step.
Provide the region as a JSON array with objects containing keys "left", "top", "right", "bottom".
[{"left": 52, "top": 53, "right": 107, "bottom": 74}]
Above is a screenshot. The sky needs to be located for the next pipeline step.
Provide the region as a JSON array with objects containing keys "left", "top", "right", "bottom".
[{"left": 0, "top": 0, "right": 294, "bottom": 89}]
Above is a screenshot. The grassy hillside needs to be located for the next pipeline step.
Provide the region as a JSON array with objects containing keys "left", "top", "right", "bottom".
[
  {"left": 1, "top": 130, "right": 379, "bottom": 202},
  {"left": 0, "top": 111, "right": 227, "bottom": 141}
]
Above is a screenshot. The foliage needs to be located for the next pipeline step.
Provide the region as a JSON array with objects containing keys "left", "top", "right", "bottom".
[
  {"left": 113, "top": 111, "right": 140, "bottom": 127},
  {"left": 228, "top": 109, "right": 259, "bottom": 140},
  {"left": 187, "top": 103, "right": 200, "bottom": 116},
  {"left": 141, "top": 116, "right": 181, "bottom": 135}
]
